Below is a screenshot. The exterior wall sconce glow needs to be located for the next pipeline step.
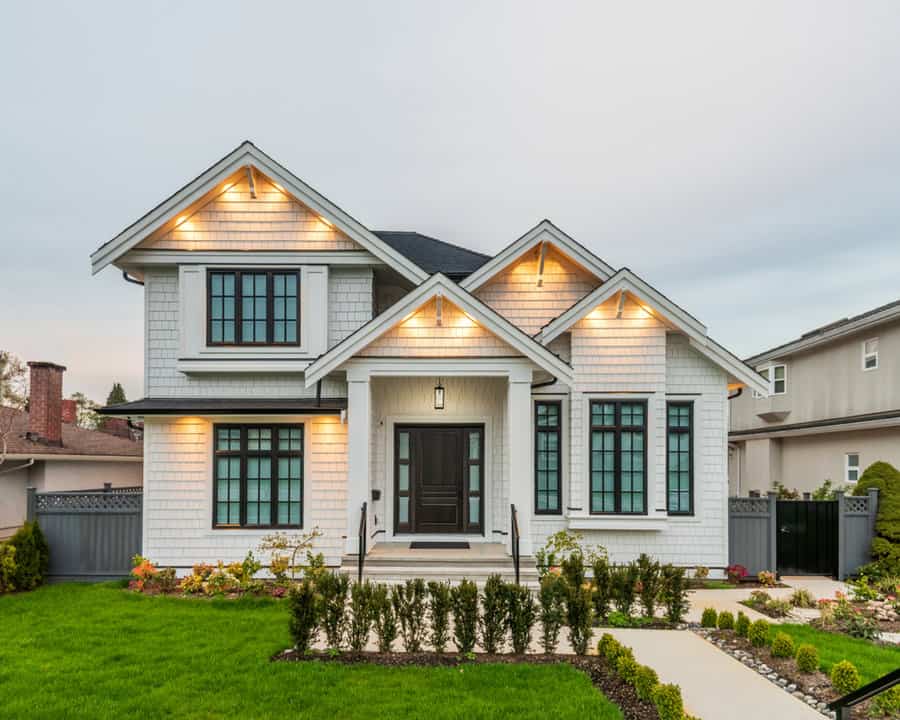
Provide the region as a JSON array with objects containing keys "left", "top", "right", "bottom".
[{"left": 434, "top": 380, "right": 445, "bottom": 410}]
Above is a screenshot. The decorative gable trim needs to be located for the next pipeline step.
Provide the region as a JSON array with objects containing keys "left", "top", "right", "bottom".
[
  {"left": 90, "top": 141, "right": 428, "bottom": 283},
  {"left": 304, "top": 273, "right": 574, "bottom": 387},
  {"left": 536, "top": 268, "right": 768, "bottom": 395},
  {"left": 459, "top": 219, "right": 615, "bottom": 292}
]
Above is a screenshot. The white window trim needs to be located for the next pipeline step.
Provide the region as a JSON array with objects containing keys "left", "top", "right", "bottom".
[
  {"left": 845, "top": 452, "right": 860, "bottom": 484},
  {"left": 753, "top": 363, "right": 787, "bottom": 398},
  {"left": 862, "top": 337, "right": 879, "bottom": 372}
]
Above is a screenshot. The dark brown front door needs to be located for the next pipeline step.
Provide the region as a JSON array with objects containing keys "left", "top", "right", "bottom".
[{"left": 395, "top": 425, "right": 483, "bottom": 535}]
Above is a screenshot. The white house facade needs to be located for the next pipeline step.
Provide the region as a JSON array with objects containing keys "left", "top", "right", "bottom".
[{"left": 93, "top": 142, "right": 767, "bottom": 576}]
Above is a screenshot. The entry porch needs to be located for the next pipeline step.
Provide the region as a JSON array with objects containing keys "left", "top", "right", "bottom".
[{"left": 343, "top": 358, "right": 542, "bottom": 566}]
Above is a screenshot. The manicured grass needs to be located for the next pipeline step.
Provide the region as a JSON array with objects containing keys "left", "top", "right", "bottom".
[
  {"left": 775, "top": 624, "right": 900, "bottom": 684},
  {"left": 0, "top": 583, "right": 623, "bottom": 719}
]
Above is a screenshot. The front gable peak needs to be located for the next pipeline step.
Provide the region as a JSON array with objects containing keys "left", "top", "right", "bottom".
[
  {"left": 459, "top": 219, "right": 616, "bottom": 292},
  {"left": 90, "top": 141, "right": 428, "bottom": 283}
]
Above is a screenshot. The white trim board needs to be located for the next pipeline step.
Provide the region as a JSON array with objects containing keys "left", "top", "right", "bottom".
[
  {"left": 459, "top": 219, "right": 615, "bottom": 291},
  {"left": 535, "top": 268, "right": 767, "bottom": 396},
  {"left": 304, "top": 274, "right": 575, "bottom": 387},
  {"left": 90, "top": 141, "right": 428, "bottom": 284}
]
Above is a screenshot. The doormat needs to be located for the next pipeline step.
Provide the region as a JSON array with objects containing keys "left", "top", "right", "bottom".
[{"left": 409, "top": 542, "right": 470, "bottom": 550}]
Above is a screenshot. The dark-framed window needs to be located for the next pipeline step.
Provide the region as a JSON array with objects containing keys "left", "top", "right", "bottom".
[
  {"left": 589, "top": 400, "right": 647, "bottom": 514},
  {"left": 535, "top": 401, "right": 562, "bottom": 514},
  {"left": 666, "top": 402, "right": 693, "bottom": 515},
  {"left": 464, "top": 428, "right": 484, "bottom": 532},
  {"left": 213, "top": 424, "right": 303, "bottom": 528},
  {"left": 207, "top": 270, "right": 300, "bottom": 346}
]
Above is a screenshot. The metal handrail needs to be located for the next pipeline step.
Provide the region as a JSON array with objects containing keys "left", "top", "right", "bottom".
[
  {"left": 510, "top": 503, "right": 520, "bottom": 585},
  {"left": 828, "top": 668, "right": 900, "bottom": 719},
  {"left": 357, "top": 501, "right": 367, "bottom": 583}
]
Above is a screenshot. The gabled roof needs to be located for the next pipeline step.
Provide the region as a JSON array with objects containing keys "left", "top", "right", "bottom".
[
  {"left": 90, "top": 141, "right": 429, "bottom": 284},
  {"left": 746, "top": 297, "right": 900, "bottom": 365},
  {"left": 459, "top": 219, "right": 616, "bottom": 291},
  {"left": 373, "top": 231, "right": 491, "bottom": 280},
  {"left": 0, "top": 407, "right": 142, "bottom": 459},
  {"left": 535, "top": 268, "right": 768, "bottom": 395},
  {"left": 304, "top": 274, "right": 574, "bottom": 387}
]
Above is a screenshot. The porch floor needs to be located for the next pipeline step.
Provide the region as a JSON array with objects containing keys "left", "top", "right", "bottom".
[{"left": 341, "top": 542, "right": 538, "bottom": 586}]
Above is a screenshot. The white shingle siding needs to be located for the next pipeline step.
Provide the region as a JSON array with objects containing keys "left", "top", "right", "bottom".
[
  {"left": 144, "top": 266, "right": 371, "bottom": 397},
  {"left": 143, "top": 415, "right": 347, "bottom": 568},
  {"left": 530, "top": 331, "right": 730, "bottom": 568}
]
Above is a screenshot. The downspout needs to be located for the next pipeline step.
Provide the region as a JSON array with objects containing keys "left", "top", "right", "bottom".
[
  {"left": 0, "top": 458, "right": 35, "bottom": 476},
  {"left": 122, "top": 271, "right": 144, "bottom": 286},
  {"left": 727, "top": 386, "right": 743, "bottom": 400},
  {"left": 727, "top": 385, "right": 744, "bottom": 495}
]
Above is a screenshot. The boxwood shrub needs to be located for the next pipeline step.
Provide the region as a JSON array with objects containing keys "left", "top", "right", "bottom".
[
  {"left": 651, "top": 683, "right": 685, "bottom": 720},
  {"left": 770, "top": 631, "right": 795, "bottom": 658},
  {"left": 748, "top": 619, "right": 770, "bottom": 647},
  {"left": 717, "top": 610, "right": 734, "bottom": 630},
  {"left": 735, "top": 611, "right": 751, "bottom": 637},
  {"left": 700, "top": 607, "right": 718, "bottom": 628},
  {"left": 795, "top": 644, "right": 819, "bottom": 673},
  {"left": 830, "top": 660, "right": 861, "bottom": 695}
]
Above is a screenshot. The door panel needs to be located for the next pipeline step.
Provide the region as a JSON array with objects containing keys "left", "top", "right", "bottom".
[
  {"left": 394, "top": 425, "right": 483, "bottom": 535},
  {"left": 776, "top": 500, "right": 838, "bottom": 576},
  {"left": 416, "top": 427, "right": 463, "bottom": 533}
]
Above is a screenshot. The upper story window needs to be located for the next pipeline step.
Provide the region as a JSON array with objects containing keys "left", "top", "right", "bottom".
[
  {"left": 208, "top": 270, "right": 300, "bottom": 346},
  {"left": 589, "top": 400, "right": 646, "bottom": 515},
  {"left": 862, "top": 338, "right": 879, "bottom": 371},
  {"left": 846, "top": 453, "right": 860, "bottom": 483},
  {"left": 753, "top": 363, "right": 786, "bottom": 397}
]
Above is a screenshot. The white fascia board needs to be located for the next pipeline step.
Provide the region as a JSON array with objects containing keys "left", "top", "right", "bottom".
[
  {"left": 91, "top": 142, "right": 428, "bottom": 284},
  {"left": 304, "top": 274, "right": 574, "bottom": 388},
  {"left": 4, "top": 454, "right": 143, "bottom": 463},
  {"left": 688, "top": 337, "right": 770, "bottom": 396},
  {"left": 460, "top": 220, "right": 615, "bottom": 291},
  {"left": 120, "top": 250, "right": 382, "bottom": 267},
  {"left": 537, "top": 269, "right": 707, "bottom": 344}
]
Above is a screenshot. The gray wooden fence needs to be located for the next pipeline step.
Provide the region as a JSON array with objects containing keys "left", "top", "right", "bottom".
[
  {"left": 728, "top": 489, "right": 878, "bottom": 580},
  {"left": 27, "top": 486, "right": 142, "bottom": 581}
]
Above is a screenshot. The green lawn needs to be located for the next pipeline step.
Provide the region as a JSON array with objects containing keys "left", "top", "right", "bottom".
[
  {"left": 775, "top": 624, "right": 900, "bottom": 684},
  {"left": 0, "top": 584, "right": 622, "bottom": 720}
]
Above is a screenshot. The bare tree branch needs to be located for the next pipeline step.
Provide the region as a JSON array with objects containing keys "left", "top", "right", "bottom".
[{"left": 0, "top": 351, "right": 28, "bottom": 467}]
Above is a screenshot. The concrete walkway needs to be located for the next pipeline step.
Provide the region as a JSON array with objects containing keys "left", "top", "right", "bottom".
[
  {"left": 606, "top": 628, "right": 823, "bottom": 719},
  {"left": 685, "top": 576, "right": 848, "bottom": 624}
]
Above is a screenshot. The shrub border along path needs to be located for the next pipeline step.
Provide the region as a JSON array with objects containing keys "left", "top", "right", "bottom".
[{"left": 273, "top": 649, "right": 661, "bottom": 720}]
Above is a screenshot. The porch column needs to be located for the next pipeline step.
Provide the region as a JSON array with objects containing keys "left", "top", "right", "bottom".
[
  {"left": 507, "top": 374, "right": 533, "bottom": 556},
  {"left": 346, "top": 369, "right": 370, "bottom": 555}
]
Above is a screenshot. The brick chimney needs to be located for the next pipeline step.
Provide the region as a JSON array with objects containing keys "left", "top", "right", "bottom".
[
  {"left": 61, "top": 399, "right": 78, "bottom": 424},
  {"left": 27, "top": 362, "right": 66, "bottom": 446}
]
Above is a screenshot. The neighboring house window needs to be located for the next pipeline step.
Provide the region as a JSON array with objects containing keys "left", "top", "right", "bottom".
[
  {"left": 589, "top": 400, "right": 647, "bottom": 514},
  {"left": 207, "top": 270, "right": 300, "bottom": 346},
  {"left": 863, "top": 338, "right": 879, "bottom": 371},
  {"left": 846, "top": 453, "right": 860, "bottom": 483},
  {"left": 666, "top": 402, "right": 693, "bottom": 515},
  {"left": 535, "top": 401, "right": 562, "bottom": 515},
  {"left": 753, "top": 364, "right": 787, "bottom": 397},
  {"left": 213, "top": 424, "right": 303, "bottom": 528}
]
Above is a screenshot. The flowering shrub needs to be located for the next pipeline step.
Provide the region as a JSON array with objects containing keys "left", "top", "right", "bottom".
[
  {"left": 130, "top": 555, "right": 159, "bottom": 592},
  {"left": 726, "top": 564, "right": 747, "bottom": 583},
  {"left": 693, "top": 565, "right": 709, "bottom": 580},
  {"left": 757, "top": 570, "right": 777, "bottom": 587}
]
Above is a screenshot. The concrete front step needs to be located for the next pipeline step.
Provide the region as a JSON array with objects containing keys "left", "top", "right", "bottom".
[{"left": 339, "top": 555, "right": 540, "bottom": 587}]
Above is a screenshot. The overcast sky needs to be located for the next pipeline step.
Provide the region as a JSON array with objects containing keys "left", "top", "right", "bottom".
[{"left": 2, "top": 2, "right": 899, "bottom": 401}]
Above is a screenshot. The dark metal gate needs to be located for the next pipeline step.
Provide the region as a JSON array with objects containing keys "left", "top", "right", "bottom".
[{"left": 776, "top": 500, "right": 838, "bottom": 576}]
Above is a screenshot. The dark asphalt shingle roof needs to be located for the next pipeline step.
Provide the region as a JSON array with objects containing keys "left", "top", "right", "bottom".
[{"left": 373, "top": 231, "right": 491, "bottom": 280}]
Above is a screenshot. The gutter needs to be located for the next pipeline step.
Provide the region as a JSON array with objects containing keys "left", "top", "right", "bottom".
[{"left": 0, "top": 458, "right": 35, "bottom": 476}]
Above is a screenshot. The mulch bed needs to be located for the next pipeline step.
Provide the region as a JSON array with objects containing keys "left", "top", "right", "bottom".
[
  {"left": 738, "top": 600, "right": 792, "bottom": 620},
  {"left": 273, "top": 649, "right": 660, "bottom": 719}
]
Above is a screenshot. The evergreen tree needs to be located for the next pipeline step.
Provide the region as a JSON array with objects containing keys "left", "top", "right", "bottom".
[{"left": 106, "top": 383, "right": 127, "bottom": 406}]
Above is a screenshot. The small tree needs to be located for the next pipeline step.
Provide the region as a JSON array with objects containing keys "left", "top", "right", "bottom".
[
  {"left": 70, "top": 392, "right": 101, "bottom": 430},
  {"left": 106, "top": 383, "right": 127, "bottom": 406},
  {"left": 0, "top": 351, "right": 27, "bottom": 467}
]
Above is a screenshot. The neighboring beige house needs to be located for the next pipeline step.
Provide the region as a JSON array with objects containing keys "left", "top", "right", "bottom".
[
  {"left": 0, "top": 362, "right": 143, "bottom": 539},
  {"left": 729, "top": 299, "right": 900, "bottom": 497},
  {"left": 92, "top": 141, "right": 767, "bottom": 577}
]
